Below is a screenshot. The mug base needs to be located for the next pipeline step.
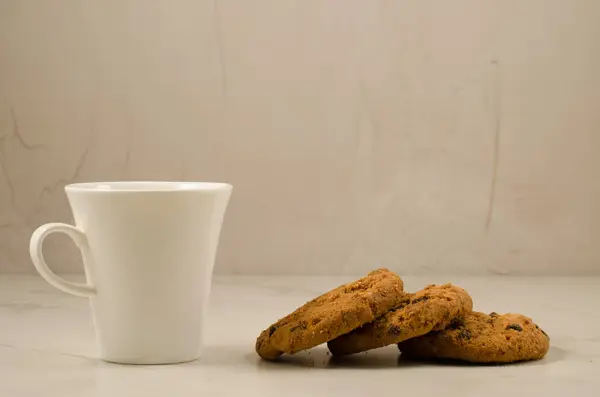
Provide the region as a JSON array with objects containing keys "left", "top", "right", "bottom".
[{"left": 101, "top": 355, "right": 199, "bottom": 365}]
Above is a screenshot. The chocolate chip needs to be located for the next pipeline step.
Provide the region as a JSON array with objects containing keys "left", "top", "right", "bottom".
[
  {"left": 388, "top": 325, "right": 402, "bottom": 336},
  {"left": 389, "top": 299, "right": 411, "bottom": 312},
  {"left": 412, "top": 295, "right": 430, "bottom": 304},
  {"left": 489, "top": 312, "right": 499, "bottom": 317},
  {"left": 449, "top": 317, "right": 465, "bottom": 329},
  {"left": 268, "top": 325, "right": 277, "bottom": 336},
  {"left": 506, "top": 324, "right": 523, "bottom": 332},
  {"left": 458, "top": 329, "right": 472, "bottom": 340}
]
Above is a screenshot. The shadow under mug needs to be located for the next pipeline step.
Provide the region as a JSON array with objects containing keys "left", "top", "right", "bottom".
[{"left": 29, "top": 181, "right": 232, "bottom": 364}]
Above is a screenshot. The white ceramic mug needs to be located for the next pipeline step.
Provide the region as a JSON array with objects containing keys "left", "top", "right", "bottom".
[{"left": 29, "top": 181, "right": 232, "bottom": 364}]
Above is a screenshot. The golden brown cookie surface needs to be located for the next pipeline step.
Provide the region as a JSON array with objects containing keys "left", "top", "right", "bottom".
[
  {"left": 327, "top": 284, "right": 473, "bottom": 355},
  {"left": 398, "top": 311, "right": 550, "bottom": 363},
  {"left": 255, "top": 268, "right": 405, "bottom": 360}
]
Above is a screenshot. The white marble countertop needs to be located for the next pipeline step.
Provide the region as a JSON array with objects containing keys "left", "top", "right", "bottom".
[{"left": 1, "top": 275, "right": 598, "bottom": 396}]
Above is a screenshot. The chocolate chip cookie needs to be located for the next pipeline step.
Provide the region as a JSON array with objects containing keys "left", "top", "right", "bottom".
[
  {"left": 255, "top": 268, "right": 405, "bottom": 360},
  {"left": 398, "top": 311, "right": 550, "bottom": 363},
  {"left": 327, "top": 284, "right": 472, "bottom": 355}
]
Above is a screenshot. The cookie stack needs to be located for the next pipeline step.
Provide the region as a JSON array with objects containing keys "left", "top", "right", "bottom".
[{"left": 255, "top": 268, "right": 550, "bottom": 364}]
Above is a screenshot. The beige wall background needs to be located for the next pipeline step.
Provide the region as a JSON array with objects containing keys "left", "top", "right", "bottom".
[{"left": 1, "top": 0, "right": 599, "bottom": 275}]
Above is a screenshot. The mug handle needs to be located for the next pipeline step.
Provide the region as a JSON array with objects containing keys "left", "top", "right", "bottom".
[{"left": 29, "top": 223, "right": 97, "bottom": 298}]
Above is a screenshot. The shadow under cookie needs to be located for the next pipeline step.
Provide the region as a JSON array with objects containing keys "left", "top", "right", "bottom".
[{"left": 255, "top": 346, "right": 406, "bottom": 370}]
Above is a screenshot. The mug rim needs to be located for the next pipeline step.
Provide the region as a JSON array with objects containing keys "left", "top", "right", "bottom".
[{"left": 65, "top": 181, "right": 232, "bottom": 193}]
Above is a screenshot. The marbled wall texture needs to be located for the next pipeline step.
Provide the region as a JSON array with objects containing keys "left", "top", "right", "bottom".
[{"left": 1, "top": 1, "right": 599, "bottom": 275}]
